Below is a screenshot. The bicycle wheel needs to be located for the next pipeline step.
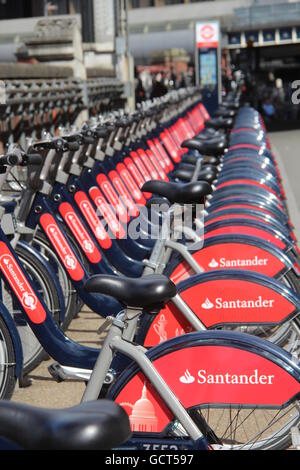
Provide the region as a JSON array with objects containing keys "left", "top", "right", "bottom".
[
  {"left": 176, "top": 401, "right": 300, "bottom": 450},
  {"left": 111, "top": 331, "right": 300, "bottom": 450},
  {"left": 0, "top": 315, "right": 16, "bottom": 400},
  {"left": 1, "top": 245, "right": 60, "bottom": 375}
]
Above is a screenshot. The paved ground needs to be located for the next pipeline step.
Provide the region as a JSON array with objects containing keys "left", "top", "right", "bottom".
[
  {"left": 269, "top": 130, "right": 300, "bottom": 240},
  {"left": 12, "top": 307, "right": 103, "bottom": 408}
]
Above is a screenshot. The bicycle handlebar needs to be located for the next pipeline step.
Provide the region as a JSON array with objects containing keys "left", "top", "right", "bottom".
[
  {"left": 0, "top": 151, "right": 43, "bottom": 168},
  {"left": 23, "top": 154, "right": 43, "bottom": 166},
  {"left": 0, "top": 153, "right": 20, "bottom": 166}
]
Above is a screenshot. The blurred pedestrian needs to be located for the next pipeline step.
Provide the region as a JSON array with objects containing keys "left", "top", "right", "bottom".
[{"left": 150, "top": 73, "right": 168, "bottom": 99}]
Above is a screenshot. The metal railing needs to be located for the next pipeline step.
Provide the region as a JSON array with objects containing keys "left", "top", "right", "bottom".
[{"left": 0, "top": 77, "right": 124, "bottom": 150}]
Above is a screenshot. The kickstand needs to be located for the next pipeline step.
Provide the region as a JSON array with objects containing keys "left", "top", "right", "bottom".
[{"left": 18, "top": 373, "right": 32, "bottom": 388}]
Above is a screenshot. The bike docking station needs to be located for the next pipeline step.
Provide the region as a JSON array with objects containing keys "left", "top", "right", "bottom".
[
  {"left": 0, "top": 22, "right": 298, "bottom": 457},
  {"left": 195, "top": 21, "right": 221, "bottom": 116}
]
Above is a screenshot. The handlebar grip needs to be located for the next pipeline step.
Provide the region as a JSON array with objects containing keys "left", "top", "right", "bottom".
[
  {"left": 26, "top": 154, "right": 43, "bottom": 165},
  {"left": 95, "top": 129, "right": 109, "bottom": 138},
  {"left": 0, "top": 154, "right": 20, "bottom": 166},
  {"left": 67, "top": 141, "right": 80, "bottom": 151},
  {"left": 82, "top": 136, "right": 96, "bottom": 145}
]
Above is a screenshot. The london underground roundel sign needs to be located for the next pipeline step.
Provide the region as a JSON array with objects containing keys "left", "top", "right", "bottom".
[{"left": 196, "top": 22, "right": 219, "bottom": 48}]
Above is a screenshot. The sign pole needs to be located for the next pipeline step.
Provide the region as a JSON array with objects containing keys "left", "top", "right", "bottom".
[{"left": 195, "top": 21, "right": 221, "bottom": 115}]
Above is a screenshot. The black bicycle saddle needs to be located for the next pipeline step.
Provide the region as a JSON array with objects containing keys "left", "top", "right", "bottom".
[
  {"left": 0, "top": 400, "right": 131, "bottom": 450},
  {"left": 142, "top": 180, "right": 212, "bottom": 204},
  {"left": 85, "top": 274, "right": 177, "bottom": 310},
  {"left": 181, "top": 154, "right": 221, "bottom": 166},
  {"left": 181, "top": 138, "right": 226, "bottom": 156},
  {"left": 206, "top": 116, "right": 233, "bottom": 130},
  {"left": 173, "top": 168, "right": 216, "bottom": 184}
]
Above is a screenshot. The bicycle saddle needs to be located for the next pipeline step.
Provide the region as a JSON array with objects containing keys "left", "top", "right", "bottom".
[
  {"left": 84, "top": 274, "right": 177, "bottom": 310},
  {"left": 173, "top": 168, "right": 216, "bottom": 184},
  {"left": 181, "top": 138, "right": 226, "bottom": 156},
  {"left": 141, "top": 180, "right": 212, "bottom": 204},
  {"left": 0, "top": 400, "right": 131, "bottom": 450},
  {"left": 178, "top": 162, "right": 218, "bottom": 174},
  {"left": 206, "top": 116, "right": 233, "bottom": 130},
  {"left": 214, "top": 108, "right": 236, "bottom": 118},
  {"left": 181, "top": 154, "right": 221, "bottom": 166},
  {"left": 195, "top": 133, "right": 226, "bottom": 143}
]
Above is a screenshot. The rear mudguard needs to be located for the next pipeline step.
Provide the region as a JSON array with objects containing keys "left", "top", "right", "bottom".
[
  {"left": 108, "top": 330, "right": 300, "bottom": 435},
  {"left": 216, "top": 173, "right": 281, "bottom": 196},
  {"left": 167, "top": 234, "right": 300, "bottom": 283},
  {"left": 221, "top": 160, "right": 277, "bottom": 178},
  {"left": 204, "top": 208, "right": 293, "bottom": 241},
  {"left": 211, "top": 183, "right": 283, "bottom": 204},
  {"left": 203, "top": 219, "right": 294, "bottom": 254},
  {"left": 17, "top": 240, "right": 66, "bottom": 325},
  {"left": 208, "top": 194, "right": 287, "bottom": 223},
  {"left": 0, "top": 301, "right": 23, "bottom": 378},
  {"left": 138, "top": 270, "right": 300, "bottom": 347}
]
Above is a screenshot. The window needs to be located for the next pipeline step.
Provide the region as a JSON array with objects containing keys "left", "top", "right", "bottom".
[
  {"left": 245, "top": 31, "right": 259, "bottom": 44},
  {"left": 262, "top": 29, "right": 275, "bottom": 42},
  {"left": 131, "top": 0, "right": 155, "bottom": 8},
  {"left": 228, "top": 32, "right": 241, "bottom": 46},
  {"left": 279, "top": 27, "right": 292, "bottom": 41},
  {"left": 164, "top": 1, "right": 185, "bottom": 4}
]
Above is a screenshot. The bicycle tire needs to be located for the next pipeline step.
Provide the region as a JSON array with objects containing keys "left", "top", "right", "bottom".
[{"left": 0, "top": 315, "right": 16, "bottom": 400}]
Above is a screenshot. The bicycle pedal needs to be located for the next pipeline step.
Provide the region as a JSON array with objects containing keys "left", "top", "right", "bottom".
[
  {"left": 48, "top": 363, "right": 65, "bottom": 383},
  {"left": 48, "top": 362, "right": 92, "bottom": 382}
]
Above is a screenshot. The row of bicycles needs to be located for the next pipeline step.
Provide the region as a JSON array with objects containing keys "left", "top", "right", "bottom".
[{"left": 0, "top": 86, "right": 299, "bottom": 450}]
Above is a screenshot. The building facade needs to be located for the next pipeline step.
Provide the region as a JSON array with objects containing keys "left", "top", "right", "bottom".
[{"left": 127, "top": 0, "right": 300, "bottom": 65}]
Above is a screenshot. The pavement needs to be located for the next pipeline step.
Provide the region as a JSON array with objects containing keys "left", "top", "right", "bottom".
[
  {"left": 12, "top": 307, "right": 104, "bottom": 408},
  {"left": 269, "top": 130, "right": 300, "bottom": 240}
]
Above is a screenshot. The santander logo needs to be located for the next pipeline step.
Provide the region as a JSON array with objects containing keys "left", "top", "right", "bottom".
[
  {"left": 208, "top": 258, "right": 219, "bottom": 268},
  {"left": 64, "top": 255, "right": 77, "bottom": 270},
  {"left": 40, "top": 213, "right": 84, "bottom": 282},
  {"left": 22, "top": 292, "right": 37, "bottom": 311},
  {"left": 202, "top": 298, "right": 214, "bottom": 309},
  {"left": 80, "top": 201, "right": 107, "bottom": 240},
  {"left": 208, "top": 256, "right": 268, "bottom": 268},
  {"left": 47, "top": 225, "right": 77, "bottom": 271},
  {"left": 179, "top": 369, "right": 195, "bottom": 384},
  {"left": 101, "top": 182, "right": 126, "bottom": 216},
  {"left": 82, "top": 240, "right": 94, "bottom": 253},
  {"left": 65, "top": 211, "right": 95, "bottom": 254},
  {"left": 95, "top": 226, "right": 107, "bottom": 240},
  {"left": 179, "top": 369, "right": 275, "bottom": 385},
  {"left": 120, "top": 170, "right": 142, "bottom": 201},
  {"left": 0, "top": 255, "right": 38, "bottom": 311},
  {"left": 201, "top": 296, "right": 275, "bottom": 310}
]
